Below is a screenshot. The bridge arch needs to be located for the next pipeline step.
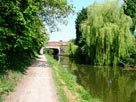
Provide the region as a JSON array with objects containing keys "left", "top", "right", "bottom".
[
  {"left": 39, "top": 46, "right": 61, "bottom": 55},
  {"left": 39, "top": 41, "right": 67, "bottom": 55},
  {"left": 45, "top": 46, "right": 60, "bottom": 55},
  {"left": 52, "top": 48, "right": 59, "bottom": 55}
]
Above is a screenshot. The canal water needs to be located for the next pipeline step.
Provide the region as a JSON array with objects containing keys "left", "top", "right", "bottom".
[{"left": 56, "top": 56, "right": 136, "bottom": 102}]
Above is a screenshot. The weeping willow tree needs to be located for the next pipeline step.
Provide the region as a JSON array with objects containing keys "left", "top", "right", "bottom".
[
  {"left": 80, "top": 1, "right": 135, "bottom": 66},
  {"left": 66, "top": 39, "right": 80, "bottom": 57}
]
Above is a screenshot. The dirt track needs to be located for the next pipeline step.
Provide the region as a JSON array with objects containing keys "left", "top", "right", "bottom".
[{"left": 5, "top": 55, "right": 58, "bottom": 102}]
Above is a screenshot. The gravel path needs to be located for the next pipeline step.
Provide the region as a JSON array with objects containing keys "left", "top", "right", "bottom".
[{"left": 5, "top": 55, "right": 58, "bottom": 102}]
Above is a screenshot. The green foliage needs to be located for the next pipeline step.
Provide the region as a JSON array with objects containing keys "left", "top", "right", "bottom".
[
  {"left": 0, "top": 51, "right": 34, "bottom": 101},
  {"left": 66, "top": 8, "right": 88, "bottom": 61},
  {"left": 77, "top": 86, "right": 92, "bottom": 101},
  {"left": 75, "top": 8, "right": 87, "bottom": 46},
  {"left": 41, "top": 0, "right": 73, "bottom": 31},
  {"left": 80, "top": 1, "right": 135, "bottom": 65},
  {"left": 0, "top": 0, "right": 73, "bottom": 101},
  {"left": 123, "top": 0, "right": 136, "bottom": 33},
  {"left": 0, "top": 53, "right": 6, "bottom": 73},
  {"left": 45, "top": 49, "right": 53, "bottom": 55},
  {"left": 66, "top": 40, "right": 80, "bottom": 57},
  {"left": 120, "top": 44, "right": 136, "bottom": 66},
  {"left": 7, "top": 51, "right": 35, "bottom": 72},
  {"left": 0, "top": 71, "right": 24, "bottom": 102},
  {"left": 0, "top": 76, "right": 15, "bottom": 95},
  {"left": 0, "top": 0, "right": 48, "bottom": 72},
  {"left": 0, "top": 0, "right": 73, "bottom": 71}
]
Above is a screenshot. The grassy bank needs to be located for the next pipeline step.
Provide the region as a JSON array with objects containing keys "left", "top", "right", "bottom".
[
  {"left": 46, "top": 54, "right": 96, "bottom": 102},
  {"left": 0, "top": 53, "right": 35, "bottom": 102},
  {"left": 0, "top": 71, "right": 22, "bottom": 101}
]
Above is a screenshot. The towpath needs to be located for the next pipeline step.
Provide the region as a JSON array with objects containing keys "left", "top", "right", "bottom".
[{"left": 5, "top": 55, "right": 58, "bottom": 102}]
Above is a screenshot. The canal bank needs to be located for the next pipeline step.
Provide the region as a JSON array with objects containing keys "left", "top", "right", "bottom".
[
  {"left": 46, "top": 54, "right": 101, "bottom": 102},
  {"left": 57, "top": 56, "right": 136, "bottom": 102}
]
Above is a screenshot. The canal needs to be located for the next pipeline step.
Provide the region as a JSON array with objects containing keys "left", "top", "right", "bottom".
[{"left": 55, "top": 56, "right": 136, "bottom": 102}]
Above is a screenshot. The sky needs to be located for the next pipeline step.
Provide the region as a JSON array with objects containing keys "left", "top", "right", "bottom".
[{"left": 49, "top": 0, "right": 122, "bottom": 41}]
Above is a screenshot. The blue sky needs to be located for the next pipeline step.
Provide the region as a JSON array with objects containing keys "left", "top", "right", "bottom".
[{"left": 49, "top": 0, "right": 122, "bottom": 41}]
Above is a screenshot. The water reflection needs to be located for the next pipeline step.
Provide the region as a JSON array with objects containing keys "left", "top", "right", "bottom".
[
  {"left": 68, "top": 63, "right": 136, "bottom": 102},
  {"left": 53, "top": 55, "right": 69, "bottom": 68},
  {"left": 53, "top": 55, "right": 59, "bottom": 61},
  {"left": 56, "top": 56, "right": 136, "bottom": 102}
]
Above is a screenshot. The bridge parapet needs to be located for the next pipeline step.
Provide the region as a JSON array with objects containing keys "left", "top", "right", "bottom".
[{"left": 48, "top": 41, "right": 67, "bottom": 46}]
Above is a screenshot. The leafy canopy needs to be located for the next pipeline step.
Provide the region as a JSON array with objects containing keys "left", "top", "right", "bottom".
[
  {"left": 123, "top": 0, "right": 136, "bottom": 32},
  {"left": 80, "top": 1, "right": 135, "bottom": 65},
  {"left": 0, "top": 0, "right": 73, "bottom": 71},
  {"left": 75, "top": 8, "right": 87, "bottom": 46}
]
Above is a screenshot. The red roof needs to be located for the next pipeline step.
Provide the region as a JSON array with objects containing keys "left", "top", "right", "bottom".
[{"left": 48, "top": 41, "right": 67, "bottom": 46}]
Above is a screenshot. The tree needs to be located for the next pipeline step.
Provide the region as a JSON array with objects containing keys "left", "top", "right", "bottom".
[
  {"left": 80, "top": 1, "right": 135, "bottom": 65},
  {"left": 67, "top": 39, "right": 80, "bottom": 57},
  {"left": 41, "top": 0, "right": 73, "bottom": 32},
  {"left": 0, "top": 0, "right": 73, "bottom": 71},
  {"left": 123, "top": 0, "right": 136, "bottom": 33},
  {"left": 75, "top": 8, "right": 87, "bottom": 46}
]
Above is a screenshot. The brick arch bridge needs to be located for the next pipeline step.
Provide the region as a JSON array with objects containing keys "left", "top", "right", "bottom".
[{"left": 40, "top": 41, "right": 67, "bottom": 55}]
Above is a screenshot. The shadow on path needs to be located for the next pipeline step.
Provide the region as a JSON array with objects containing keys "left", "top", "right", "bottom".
[{"left": 5, "top": 55, "right": 58, "bottom": 102}]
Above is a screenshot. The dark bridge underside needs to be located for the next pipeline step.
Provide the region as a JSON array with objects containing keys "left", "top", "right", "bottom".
[{"left": 52, "top": 48, "right": 59, "bottom": 55}]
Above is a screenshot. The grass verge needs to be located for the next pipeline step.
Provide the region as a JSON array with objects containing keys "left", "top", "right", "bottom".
[
  {"left": 46, "top": 54, "right": 93, "bottom": 102},
  {"left": 0, "top": 53, "right": 35, "bottom": 102},
  {"left": 0, "top": 71, "right": 22, "bottom": 102}
]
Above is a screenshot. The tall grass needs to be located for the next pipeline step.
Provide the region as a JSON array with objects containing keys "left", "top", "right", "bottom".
[{"left": 0, "top": 71, "right": 21, "bottom": 101}]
